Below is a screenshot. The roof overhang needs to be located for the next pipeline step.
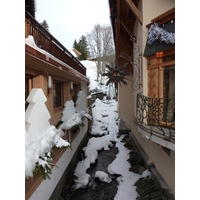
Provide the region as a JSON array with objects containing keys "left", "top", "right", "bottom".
[
  {"left": 143, "top": 19, "right": 175, "bottom": 57},
  {"left": 25, "top": 43, "right": 89, "bottom": 83},
  {"left": 108, "top": 0, "right": 141, "bottom": 73},
  {"left": 144, "top": 7, "right": 175, "bottom": 57}
]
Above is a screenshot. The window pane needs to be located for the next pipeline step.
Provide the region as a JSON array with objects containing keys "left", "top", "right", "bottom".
[
  {"left": 163, "top": 66, "right": 175, "bottom": 122},
  {"left": 163, "top": 66, "right": 175, "bottom": 99},
  {"left": 25, "top": 77, "right": 29, "bottom": 110},
  {"left": 72, "top": 84, "right": 77, "bottom": 103},
  {"left": 53, "top": 81, "right": 62, "bottom": 108}
]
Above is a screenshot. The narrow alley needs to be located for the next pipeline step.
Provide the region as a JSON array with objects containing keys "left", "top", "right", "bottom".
[{"left": 58, "top": 98, "right": 168, "bottom": 200}]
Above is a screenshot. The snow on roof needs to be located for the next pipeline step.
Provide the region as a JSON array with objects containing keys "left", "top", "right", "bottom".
[{"left": 68, "top": 48, "right": 78, "bottom": 57}]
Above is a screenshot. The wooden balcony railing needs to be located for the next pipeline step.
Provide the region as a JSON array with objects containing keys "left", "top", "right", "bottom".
[{"left": 25, "top": 11, "right": 86, "bottom": 76}]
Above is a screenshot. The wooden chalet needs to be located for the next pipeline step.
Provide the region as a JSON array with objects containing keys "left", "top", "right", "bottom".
[{"left": 25, "top": 2, "right": 89, "bottom": 199}]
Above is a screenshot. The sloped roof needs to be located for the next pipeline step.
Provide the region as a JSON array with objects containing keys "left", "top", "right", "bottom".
[{"left": 143, "top": 19, "right": 175, "bottom": 57}]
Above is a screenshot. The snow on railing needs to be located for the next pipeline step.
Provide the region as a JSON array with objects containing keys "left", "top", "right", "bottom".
[
  {"left": 59, "top": 90, "right": 92, "bottom": 142},
  {"left": 25, "top": 88, "right": 70, "bottom": 179}
]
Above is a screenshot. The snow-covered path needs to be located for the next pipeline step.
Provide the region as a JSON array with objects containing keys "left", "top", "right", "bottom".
[{"left": 71, "top": 98, "right": 151, "bottom": 199}]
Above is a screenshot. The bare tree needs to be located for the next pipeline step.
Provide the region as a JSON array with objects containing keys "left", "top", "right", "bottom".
[
  {"left": 86, "top": 24, "right": 102, "bottom": 81},
  {"left": 86, "top": 24, "right": 115, "bottom": 83},
  {"left": 100, "top": 24, "right": 115, "bottom": 83}
]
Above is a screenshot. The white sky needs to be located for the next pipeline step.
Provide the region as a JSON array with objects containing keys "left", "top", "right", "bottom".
[{"left": 35, "top": 0, "right": 111, "bottom": 49}]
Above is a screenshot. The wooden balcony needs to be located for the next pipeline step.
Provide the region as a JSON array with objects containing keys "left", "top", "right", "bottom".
[{"left": 25, "top": 11, "right": 86, "bottom": 76}]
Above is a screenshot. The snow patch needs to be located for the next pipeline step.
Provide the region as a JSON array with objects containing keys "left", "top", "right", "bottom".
[
  {"left": 107, "top": 135, "right": 151, "bottom": 200},
  {"left": 73, "top": 134, "right": 115, "bottom": 190},
  {"left": 94, "top": 171, "right": 112, "bottom": 183}
]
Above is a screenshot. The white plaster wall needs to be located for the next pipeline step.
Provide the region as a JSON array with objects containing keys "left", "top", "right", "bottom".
[
  {"left": 29, "top": 127, "right": 87, "bottom": 200},
  {"left": 118, "top": 75, "right": 134, "bottom": 121}
]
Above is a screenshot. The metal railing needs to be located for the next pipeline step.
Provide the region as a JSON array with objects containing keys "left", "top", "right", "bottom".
[
  {"left": 25, "top": 11, "right": 86, "bottom": 76},
  {"left": 136, "top": 93, "right": 175, "bottom": 140}
]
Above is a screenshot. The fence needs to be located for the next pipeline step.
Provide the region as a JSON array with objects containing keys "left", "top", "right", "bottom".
[{"left": 136, "top": 93, "right": 175, "bottom": 140}]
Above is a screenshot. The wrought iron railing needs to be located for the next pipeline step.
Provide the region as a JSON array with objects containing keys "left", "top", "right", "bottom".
[{"left": 136, "top": 93, "right": 175, "bottom": 140}]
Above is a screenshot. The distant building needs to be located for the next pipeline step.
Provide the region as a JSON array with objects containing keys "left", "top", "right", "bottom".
[{"left": 71, "top": 48, "right": 81, "bottom": 58}]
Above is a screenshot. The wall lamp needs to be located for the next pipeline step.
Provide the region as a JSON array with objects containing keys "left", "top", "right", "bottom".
[
  {"left": 48, "top": 76, "right": 52, "bottom": 94},
  {"left": 70, "top": 81, "right": 73, "bottom": 93}
]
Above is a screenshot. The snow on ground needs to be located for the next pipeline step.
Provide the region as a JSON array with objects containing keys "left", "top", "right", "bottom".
[
  {"left": 108, "top": 134, "right": 151, "bottom": 200},
  {"left": 73, "top": 133, "right": 115, "bottom": 190},
  {"left": 72, "top": 60, "right": 151, "bottom": 199},
  {"left": 90, "top": 99, "right": 118, "bottom": 136},
  {"left": 72, "top": 97, "right": 151, "bottom": 198},
  {"left": 81, "top": 60, "right": 110, "bottom": 95},
  {"left": 94, "top": 171, "right": 112, "bottom": 183}
]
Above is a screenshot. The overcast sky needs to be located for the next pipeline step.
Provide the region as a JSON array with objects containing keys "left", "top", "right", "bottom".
[{"left": 35, "top": 0, "right": 111, "bottom": 50}]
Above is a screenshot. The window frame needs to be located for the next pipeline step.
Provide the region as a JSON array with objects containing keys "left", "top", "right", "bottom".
[
  {"left": 53, "top": 80, "right": 63, "bottom": 109},
  {"left": 160, "top": 58, "right": 175, "bottom": 128},
  {"left": 147, "top": 50, "right": 175, "bottom": 129}
]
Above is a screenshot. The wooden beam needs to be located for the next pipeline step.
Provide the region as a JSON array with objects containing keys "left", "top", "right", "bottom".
[
  {"left": 120, "top": 35, "right": 133, "bottom": 54},
  {"left": 126, "top": 4, "right": 129, "bottom": 17},
  {"left": 119, "top": 17, "right": 133, "bottom": 36},
  {"left": 117, "top": 0, "right": 121, "bottom": 18},
  {"left": 124, "top": 0, "right": 143, "bottom": 25}
]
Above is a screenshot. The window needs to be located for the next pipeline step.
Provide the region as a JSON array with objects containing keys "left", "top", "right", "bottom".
[
  {"left": 72, "top": 84, "right": 77, "bottom": 103},
  {"left": 25, "top": 75, "right": 32, "bottom": 110},
  {"left": 163, "top": 66, "right": 175, "bottom": 99},
  {"left": 163, "top": 66, "right": 175, "bottom": 122},
  {"left": 53, "top": 81, "right": 62, "bottom": 108}
]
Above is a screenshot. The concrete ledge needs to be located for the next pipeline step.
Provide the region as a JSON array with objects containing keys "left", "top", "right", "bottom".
[
  {"left": 128, "top": 131, "right": 174, "bottom": 199},
  {"left": 129, "top": 131, "right": 175, "bottom": 199},
  {"left": 138, "top": 126, "right": 175, "bottom": 151},
  {"left": 150, "top": 167, "right": 175, "bottom": 200},
  {"left": 49, "top": 131, "right": 90, "bottom": 200}
]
